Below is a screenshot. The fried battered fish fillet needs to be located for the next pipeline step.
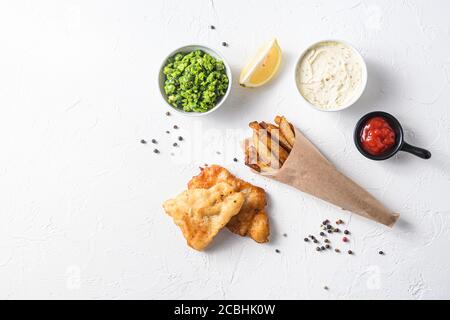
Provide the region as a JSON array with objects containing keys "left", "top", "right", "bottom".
[
  {"left": 163, "top": 182, "right": 245, "bottom": 251},
  {"left": 188, "top": 165, "right": 270, "bottom": 243}
]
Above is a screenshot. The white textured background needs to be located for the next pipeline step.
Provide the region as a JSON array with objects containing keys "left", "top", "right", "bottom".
[{"left": 1, "top": 0, "right": 449, "bottom": 300}]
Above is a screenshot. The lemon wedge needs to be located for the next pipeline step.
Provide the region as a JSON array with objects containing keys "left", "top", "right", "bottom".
[{"left": 239, "top": 39, "right": 282, "bottom": 88}]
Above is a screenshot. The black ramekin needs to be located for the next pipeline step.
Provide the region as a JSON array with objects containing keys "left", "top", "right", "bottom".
[{"left": 354, "top": 111, "right": 431, "bottom": 161}]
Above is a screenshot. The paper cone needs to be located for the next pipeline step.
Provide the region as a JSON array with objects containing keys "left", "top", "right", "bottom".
[{"left": 250, "top": 128, "right": 399, "bottom": 227}]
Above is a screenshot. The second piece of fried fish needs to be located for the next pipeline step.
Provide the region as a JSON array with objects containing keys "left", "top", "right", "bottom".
[
  {"left": 163, "top": 182, "right": 245, "bottom": 251},
  {"left": 188, "top": 165, "right": 270, "bottom": 243}
]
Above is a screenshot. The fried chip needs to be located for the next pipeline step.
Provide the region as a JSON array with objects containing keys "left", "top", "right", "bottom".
[
  {"left": 163, "top": 182, "right": 245, "bottom": 251},
  {"left": 188, "top": 165, "right": 270, "bottom": 243}
]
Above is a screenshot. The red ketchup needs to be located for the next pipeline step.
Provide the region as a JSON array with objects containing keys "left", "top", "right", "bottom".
[{"left": 360, "top": 117, "right": 396, "bottom": 156}]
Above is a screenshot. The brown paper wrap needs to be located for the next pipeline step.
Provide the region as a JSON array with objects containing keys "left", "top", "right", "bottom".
[{"left": 249, "top": 128, "right": 399, "bottom": 227}]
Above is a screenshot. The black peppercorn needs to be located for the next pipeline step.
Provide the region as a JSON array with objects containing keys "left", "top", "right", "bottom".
[
  {"left": 316, "top": 247, "right": 321, "bottom": 252},
  {"left": 275, "top": 249, "right": 280, "bottom": 254},
  {"left": 379, "top": 251, "right": 384, "bottom": 255},
  {"left": 233, "top": 158, "right": 238, "bottom": 162},
  {"left": 153, "top": 149, "right": 159, "bottom": 154},
  {"left": 348, "top": 250, "right": 353, "bottom": 255},
  {"left": 222, "top": 41, "right": 228, "bottom": 47},
  {"left": 151, "top": 139, "right": 157, "bottom": 144},
  {"left": 173, "top": 143, "right": 178, "bottom": 147},
  {"left": 304, "top": 238, "right": 309, "bottom": 242},
  {"left": 178, "top": 136, "right": 183, "bottom": 141},
  {"left": 325, "top": 244, "right": 331, "bottom": 249},
  {"left": 321, "top": 246, "right": 325, "bottom": 250},
  {"left": 320, "top": 232, "right": 325, "bottom": 237},
  {"left": 210, "top": 25, "right": 215, "bottom": 30},
  {"left": 173, "top": 125, "right": 179, "bottom": 129},
  {"left": 344, "top": 230, "right": 350, "bottom": 235}
]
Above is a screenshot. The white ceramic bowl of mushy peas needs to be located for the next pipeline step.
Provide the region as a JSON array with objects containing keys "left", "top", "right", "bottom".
[
  {"left": 158, "top": 45, "right": 232, "bottom": 117},
  {"left": 295, "top": 40, "right": 367, "bottom": 112}
]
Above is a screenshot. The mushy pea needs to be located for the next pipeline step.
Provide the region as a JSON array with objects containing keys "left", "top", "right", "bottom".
[{"left": 163, "top": 50, "right": 229, "bottom": 113}]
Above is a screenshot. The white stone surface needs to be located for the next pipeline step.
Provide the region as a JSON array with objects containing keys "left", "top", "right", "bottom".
[{"left": 0, "top": 0, "right": 449, "bottom": 299}]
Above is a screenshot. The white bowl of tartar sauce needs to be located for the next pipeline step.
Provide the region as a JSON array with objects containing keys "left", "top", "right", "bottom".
[{"left": 295, "top": 40, "right": 367, "bottom": 112}]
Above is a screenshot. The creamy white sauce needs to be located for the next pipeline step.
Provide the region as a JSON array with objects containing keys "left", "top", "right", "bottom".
[{"left": 296, "top": 41, "right": 363, "bottom": 110}]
